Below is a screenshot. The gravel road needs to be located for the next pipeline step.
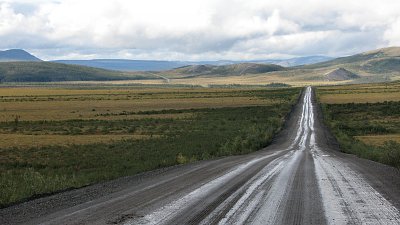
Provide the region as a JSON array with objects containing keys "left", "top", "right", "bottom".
[{"left": 2, "top": 87, "right": 400, "bottom": 225}]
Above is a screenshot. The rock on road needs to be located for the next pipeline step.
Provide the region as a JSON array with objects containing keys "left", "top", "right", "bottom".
[{"left": 2, "top": 87, "right": 400, "bottom": 225}]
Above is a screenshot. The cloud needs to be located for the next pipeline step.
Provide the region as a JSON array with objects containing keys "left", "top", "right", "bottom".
[
  {"left": 0, "top": 0, "right": 399, "bottom": 60},
  {"left": 384, "top": 17, "right": 400, "bottom": 46}
]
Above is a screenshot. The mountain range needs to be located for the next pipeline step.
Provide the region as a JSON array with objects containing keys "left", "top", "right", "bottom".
[
  {"left": 147, "top": 47, "right": 400, "bottom": 83},
  {"left": 53, "top": 56, "right": 332, "bottom": 71},
  {"left": 0, "top": 47, "right": 399, "bottom": 83},
  {"left": 0, "top": 48, "right": 332, "bottom": 71},
  {"left": 0, "top": 49, "right": 41, "bottom": 62},
  {"left": 0, "top": 62, "right": 153, "bottom": 82}
]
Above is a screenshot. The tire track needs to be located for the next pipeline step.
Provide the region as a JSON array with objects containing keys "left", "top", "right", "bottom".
[
  {"left": 126, "top": 87, "right": 317, "bottom": 225},
  {"left": 312, "top": 147, "right": 400, "bottom": 224},
  {"left": 309, "top": 88, "right": 400, "bottom": 224}
]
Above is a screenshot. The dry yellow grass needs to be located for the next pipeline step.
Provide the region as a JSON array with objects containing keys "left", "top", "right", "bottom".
[
  {"left": 0, "top": 97, "right": 272, "bottom": 122},
  {"left": 319, "top": 92, "right": 400, "bottom": 104},
  {"left": 52, "top": 75, "right": 290, "bottom": 86},
  {"left": 0, "top": 86, "right": 284, "bottom": 121},
  {"left": 0, "top": 86, "right": 267, "bottom": 96},
  {"left": 355, "top": 135, "right": 400, "bottom": 146},
  {"left": 318, "top": 81, "right": 400, "bottom": 103},
  {"left": 0, "top": 86, "right": 290, "bottom": 150},
  {"left": 0, "top": 134, "right": 153, "bottom": 149},
  {"left": 318, "top": 82, "right": 400, "bottom": 92},
  {"left": 52, "top": 74, "right": 350, "bottom": 87},
  {"left": 95, "top": 113, "right": 193, "bottom": 121}
]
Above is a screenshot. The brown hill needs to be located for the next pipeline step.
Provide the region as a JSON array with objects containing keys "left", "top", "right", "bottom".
[
  {"left": 167, "top": 63, "right": 285, "bottom": 78},
  {"left": 324, "top": 68, "right": 360, "bottom": 81}
]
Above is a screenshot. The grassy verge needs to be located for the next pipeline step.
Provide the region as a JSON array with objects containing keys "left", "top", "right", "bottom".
[
  {"left": 0, "top": 87, "right": 300, "bottom": 207},
  {"left": 318, "top": 83, "right": 400, "bottom": 169}
]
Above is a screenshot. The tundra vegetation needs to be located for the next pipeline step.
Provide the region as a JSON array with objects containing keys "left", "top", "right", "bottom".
[
  {"left": 317, "top": 81, "right": 400, "bottom": 169},
  {"left": 0, "top": 84, "right": 300, "bottom": 207}
]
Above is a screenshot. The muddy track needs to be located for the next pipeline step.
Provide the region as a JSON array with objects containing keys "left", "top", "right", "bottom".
[{"left": 1, "top": 87, "right": 400, "bottom": 225}]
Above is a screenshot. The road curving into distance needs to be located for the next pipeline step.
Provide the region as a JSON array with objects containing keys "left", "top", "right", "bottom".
[{"left": 2, "top": 87, "right": 400, "bottom": 225}]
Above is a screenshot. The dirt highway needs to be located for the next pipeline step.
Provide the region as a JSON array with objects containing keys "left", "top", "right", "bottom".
[{"left": 2, "top": 87, "right": 400, "bottom": 225}]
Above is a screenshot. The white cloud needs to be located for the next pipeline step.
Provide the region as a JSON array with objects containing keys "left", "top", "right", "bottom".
[
  {"left": 0, "top": 3, "right": 25, "bottom": 35},
  {"left": 384, "top": 17, "right": 400, "bottom": 46},
  {"left": 0, "top": 0, "right": 400, "bottom": 60}
]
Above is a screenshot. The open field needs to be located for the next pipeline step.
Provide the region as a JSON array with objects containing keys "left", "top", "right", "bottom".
[
  {"left": 319, "top": 91, "right": 400, "bottom": 103},
  {"left": 0, "top": 134, "right": 152, "bottom": 149},
  {"left": 4, "top": 86, "right": 400, "bottom": 225},
  {"left": 318, "top": 82, "right": 400, "bottom": 103},
  {"left": 0, "top": 85, "right": 300, "bottom": 207},
  {"left": 317, "top": 81, "right": 400, "bottom": 168},
  {"left": 50, "top": 75, "right": 353, "bottom": 87},
  {"left": 355, "top": 135, "right": 400, "bottom": 146},
  {"left": 0, "top": 86, "right": 280, "bottom": 122},
  {"left": 0, "top": 97, "right": 271, "bottom": 122}
]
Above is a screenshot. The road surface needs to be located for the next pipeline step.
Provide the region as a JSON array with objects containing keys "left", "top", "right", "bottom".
[{"left": 2, "top": 87, "right": 400, "bottom": 225}]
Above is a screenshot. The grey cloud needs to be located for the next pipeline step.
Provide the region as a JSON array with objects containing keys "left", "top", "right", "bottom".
[{"left": 0, "top": 0, "right": 398, "bottom": 60}]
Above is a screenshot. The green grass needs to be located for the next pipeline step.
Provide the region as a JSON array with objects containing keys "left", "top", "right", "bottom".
[
  {"left": 0, "top": 87, "right": 300, "bottom": 207},
  {"left": 320, "top": 101, "right": 400, "bottom": 169}
]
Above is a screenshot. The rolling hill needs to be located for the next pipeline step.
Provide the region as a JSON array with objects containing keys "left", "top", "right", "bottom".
[
  {"left": 53, "top": 56, "right": 332, "bottom": 72},
  {"left": 0, "top": 47, "right": 398, "bottom": 84},
  {"left": 53, "top": 59, "right": 190, "bottom": 72},
  {"left": 0, "top": 62, "right": 156, "bottom": 82},
  {"left": 290, "top": 46, "right": 400, "bottom": 83},
  {"left": 161, "top": 63, "right": 286, "bottom": 78},
  {"left": 131, "top": 47, "right": 400, "bottom": 85},
  {"left": 0, "top": 49, "right": 41, "bottom": 62},
  {"left": 254, "top": 55, "right": 333, "bottom": 67},
  {"left": 301, "top": 47, "right": 400, "bottom": 74},
  {"left": 324, "top": 68, "right": 360, "bottom": 81},
  {"left": 360, "top": 57, "right": 400, "bottom": 74}
]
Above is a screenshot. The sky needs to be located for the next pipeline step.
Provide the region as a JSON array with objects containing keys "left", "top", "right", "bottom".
[{"left": 0, "top": 0, "right": 400, "bottom": 61}]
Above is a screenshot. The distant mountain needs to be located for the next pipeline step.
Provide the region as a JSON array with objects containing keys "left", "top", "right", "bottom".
[
  {"left": 0, "top": 49, "right": 41, "bottom": 62},
  {"left": 269, "top": 56, "right": 333, "bottom": 67},
  {"left": 53, "top": 59, "right": 189, "bottom": 72},
  {"left": 0, "top": 62, "right": 155, "bottom": 82},
  {"left": 179, "top": 56, "right": 333, "bottom": 67},
  {"left": 1, "top": 47, "right": 397, "bottom": 83},
  {"left": 53, "top": 55, "right": 332, "bottom": 72}
]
